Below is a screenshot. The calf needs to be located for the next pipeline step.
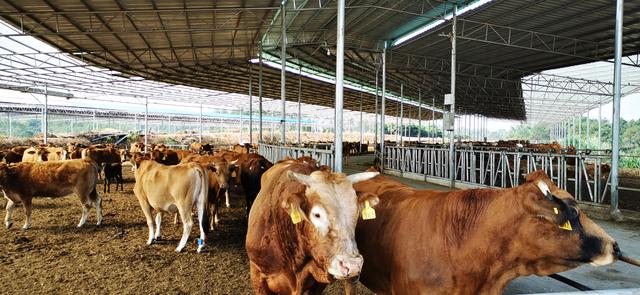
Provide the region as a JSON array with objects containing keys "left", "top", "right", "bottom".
[
  {"left": 0, "top": 160, "right": 101, "bottom": 229},
  {"left": 245, "top": 158, "right": 379, "bottom": 294},
  {"left": 133, "top": 159, "right": 209, "bottom": 253},
  {"left": 350, "top": 170, "right": 620, "bottom": 294},
  {"left": 103, "top": 162, "right": 123, "bottom": 193}
]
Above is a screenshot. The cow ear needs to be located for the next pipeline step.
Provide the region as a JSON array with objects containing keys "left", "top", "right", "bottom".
[
  {"left": 357, "top": 192, "right": 379, "bottom": 208},
  {"left": 281, "top": 192, "right": 307, "bottom": 224},
  {"left": 347, "top": 172, "right": 379, "bottom": 184}
]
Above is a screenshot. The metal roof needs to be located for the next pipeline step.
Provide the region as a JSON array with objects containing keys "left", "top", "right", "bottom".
[{"left": 1, "top": 0, "right": 639, "bottom": 121}]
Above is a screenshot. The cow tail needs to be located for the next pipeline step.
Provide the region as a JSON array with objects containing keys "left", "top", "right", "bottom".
[
  {"left": 90, "top": 162, "right": 100, "bottom": 201},
  {"left": 195, "top": 165, "right": 210, "bottom": 241}
]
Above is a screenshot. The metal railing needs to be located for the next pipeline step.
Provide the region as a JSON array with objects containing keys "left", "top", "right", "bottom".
[
  {"left": 259, "top": 143, "right": 335, "bottom": 170},
  {"left": 384, "top": 145, "right": 618, "bottom": 205}
]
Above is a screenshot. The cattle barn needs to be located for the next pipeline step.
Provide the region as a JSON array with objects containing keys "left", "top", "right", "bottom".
[{"left": 0, "top": 0, "right": 639, "bottom": 294}]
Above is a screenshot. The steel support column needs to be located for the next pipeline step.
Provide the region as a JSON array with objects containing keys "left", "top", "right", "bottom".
[
  {"left": 399, "top": 84, "right": 404, "bottom": 146},
  {"left": 374, "top": 67, "right": 379, "bottom": 148},
  {"left": 43, "top": 85, "right": 48, "bottom": 144},
  {"left": 334, "top": 0, "right": 345, "bottom": 172},
  {"left": 598, "top": 102, "right": 602, "bottom": 148},
  {"left": 449, "top": 5, "right": 457, "bottom": 188},
  {"left": 144, "top": 98, "right": 148, "bottom": 152},
  {"left": 611, "top": 0, "right": 624, "bottom": 219},
  {"left": 280, "top": 3, "right": 287, "bottom": 144},
  {"left": 7, "top": 113, "right": 11, "bottom": 138},
  {"left": 586, "top": 110, "right": 590, "bottom": 149},
  {"left": 418, "top": 89, "right": 422, "bottom": 143},
  {"left": 199, "top": 103, "right": 203, "bottom": 143},
  {"left": 359, "top": 91, "right": 364, "bottom": 152},
  {"left": 240, "top": 106, "right": 244, "bottom": 143},
  {"left": 380, "top": 45, "right": 387, "bottom": 169},
  {"left": 259, "top": 45, "right": 264, "bottom": 142},
  {"left": 249, "top": 66, "right": 253, "bottom": 145},
  {"left": 297, "top": 65, "right": 302, "bottom": 145}
]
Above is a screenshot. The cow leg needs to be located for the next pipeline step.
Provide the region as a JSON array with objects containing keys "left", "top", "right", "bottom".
[
  {"left": 176, "top": 206, "right": 193, "bottom": 253},
  {"left": 225, "top": 190, "right": 230, "bottom": 208},
  {"left": 77, "top": 202, "right": 91, "bottom": 227},
  {"left": 22, "top": 198, "right": 33, "bottom": 230},
  {"left": 94, "top": 191, "right": 102, "bottom": 226},
  {"left": 208, "top": 198, "right": 218, "bottom": 230},
  {"left": 250, "top": 262, "right": 276, "bottom": 295},
  {"left": 173, "top": 213, "right": 179, "bottom": 225},
  {"left": 5, "top": 198, "right": 15, "bottom": 229},
  {"left": 139, "top": 202, "right": 155, "bottom": 245},
  {"left": 154, "top": 212, "right": 162, "bottom": 240}
]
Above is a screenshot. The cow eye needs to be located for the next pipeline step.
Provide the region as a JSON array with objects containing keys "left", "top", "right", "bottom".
[{"left": 313, "top": 212, "right": 321, "bottom": 219}]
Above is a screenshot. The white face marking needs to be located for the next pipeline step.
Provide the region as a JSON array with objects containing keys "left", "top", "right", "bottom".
[{"left": 309, "top": 205, "right": 330, "bottom": 236}]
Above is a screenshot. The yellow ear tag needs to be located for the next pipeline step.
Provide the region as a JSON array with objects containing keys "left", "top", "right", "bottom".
[
  {"left": 553, "top": 207, "right": 559, "bottom": 215},
  {"left": 290, "top": 208, "right": 302, "bottom": 224},
  {"left": 162, "top": 155, "right": 167, "bottom": 160},
  {"left": 559, "top": 220, "right": 573, "bottom": 231},
  {"left": 362, "top": 200, "right": 376, "bottom": 220}
]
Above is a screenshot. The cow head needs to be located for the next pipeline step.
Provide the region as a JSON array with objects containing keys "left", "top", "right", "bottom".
[
  {"left": 206, "top": 159, "right": 237, "bottom": 190},
  {"left": 282, "top": 170, "right": 379, "bottom": 281},
  {"left": 516, "top": 170, "right": 618, "bottom": 274}
]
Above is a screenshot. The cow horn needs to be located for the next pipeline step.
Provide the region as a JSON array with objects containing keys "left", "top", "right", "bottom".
[
  {"left": 536, "top": 181, "right": 554, "bottom": 201},
  {"left": 347, "top": 172, "right": 379, "bottom": 184},
  {"left": 288, "top": 171, "right": 313, "bottom": 186}
]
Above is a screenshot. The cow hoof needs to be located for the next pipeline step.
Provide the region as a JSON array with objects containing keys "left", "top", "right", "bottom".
[
  {"left": 175, "top": 247, "right": 184, "bottom": 253},
  {"left": 197, "top": 245, "right": 206, "bottom": 253},
  {"left": 22, "top": 224, "right": 31, "bottom": 230},
  {"left": 225, "top": 203, "right": 230, "bottom": 208},
  {"left": 6, "top": 222, "right": 12, "bottom": 229}
]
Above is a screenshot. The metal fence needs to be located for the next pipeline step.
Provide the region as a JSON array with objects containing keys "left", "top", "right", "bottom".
[
  {"left": 259, "top": 143, "right": 335, "bottom": 170},
  {"left": 384, "top": 145, "right": 621, "bottom": 205}
]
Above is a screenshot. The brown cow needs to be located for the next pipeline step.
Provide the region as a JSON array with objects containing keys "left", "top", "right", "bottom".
[
  {"left": 133, "top": 159, "right": 209, "bottom": 253},
  {"left": 150, "top": 149, "right": 180, "bottom": 165},
  {"left": 0, "top": 160, "right": 101, "bottom": 229},
  {"left": 82, "top": 147, "right": 120, "bottom": 164},
  {"left": 1, "top": 149, "right": 23, "bottom": 164},
  {"left": 245, "top": 158, "right": 379, "bottom": 294},
  {"left": 350, "top": 170, "right": 620, "bottom": 294},
  {"left": 236, "top": 153, "right": 273, "bottom": 217},
  {"left": 181, "top": 154, "right": 236, "bottom": 229}
]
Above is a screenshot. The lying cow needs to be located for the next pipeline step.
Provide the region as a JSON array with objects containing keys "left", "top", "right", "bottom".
[
  {"left": 245, "top": 158, "right": 379, "bottom": 294},
  {"left": 350, "top": 169, "right": 620, "bottom": 294},
  {"left": 132, "top": 158, "right": 210, "bottom": 253},
  {"left": 0, "top": 160, "right": 101, "bottom": 229}
]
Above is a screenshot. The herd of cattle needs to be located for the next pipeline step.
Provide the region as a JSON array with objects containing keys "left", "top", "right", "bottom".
[{"left": 0, "top": 140, "right": 628, "bottom": 294}]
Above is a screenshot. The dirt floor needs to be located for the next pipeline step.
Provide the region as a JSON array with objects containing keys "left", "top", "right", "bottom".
[{"left": 0, "top": 168, "right": 373, "bottom": 294}]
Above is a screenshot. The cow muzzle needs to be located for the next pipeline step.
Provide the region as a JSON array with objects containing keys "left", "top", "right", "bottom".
[
  {"left": 328, "top": 254, "right": 364, "bottom": 280},
  {"left": 590, "top": 240, "right": 619, "bottom": 266}
]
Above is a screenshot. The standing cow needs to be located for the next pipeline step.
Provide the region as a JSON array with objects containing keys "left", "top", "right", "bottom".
[
  {"left": 245, "top": 158, "right": 379, "bottom": 294},
  {"left": 132, "top": 159, "right": 210, "bottom": 253},
  {"left": 0, "top": 160, "right": 101, "bottom": 229},
  {"left": 350, "top": 170, "right": 621, "bottom": 295}
]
